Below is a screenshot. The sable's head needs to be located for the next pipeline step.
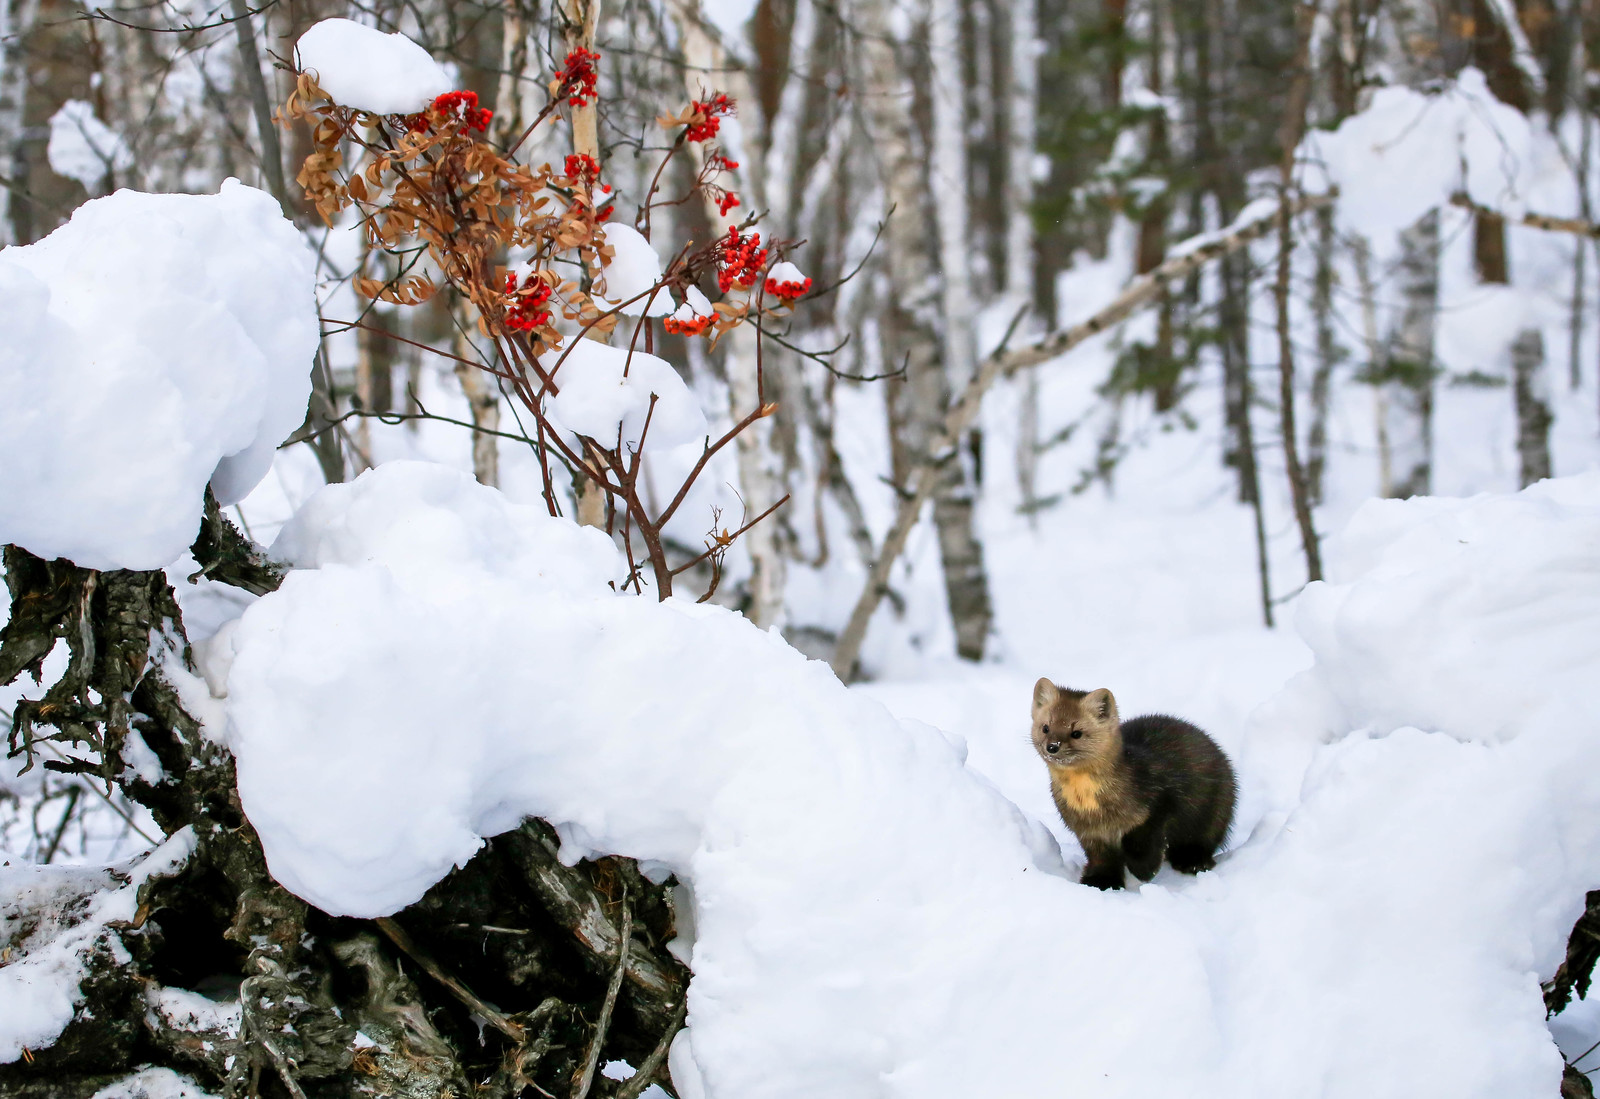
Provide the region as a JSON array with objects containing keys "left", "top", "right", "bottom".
[{"left": 1031, "top": 679, "right": 1119, "bottom": 768}]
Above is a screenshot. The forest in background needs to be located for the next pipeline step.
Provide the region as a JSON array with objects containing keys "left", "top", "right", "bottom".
[{"left": 8, "top": 0, "right": 1595, "bottom": 668}]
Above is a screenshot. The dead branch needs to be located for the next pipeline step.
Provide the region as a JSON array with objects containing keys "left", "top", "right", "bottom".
[{"left": 1449, "top": 192, "right": 1600, "bottom": 240}]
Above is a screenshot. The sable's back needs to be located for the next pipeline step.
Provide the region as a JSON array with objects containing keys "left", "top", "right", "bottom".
[{"left": 1120, "top": 714, "right": 1236, "bottom": 794}]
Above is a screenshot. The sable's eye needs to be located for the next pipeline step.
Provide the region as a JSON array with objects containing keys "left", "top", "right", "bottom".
[
  {"left": 1041, "top": 724, "right": 1049, "bottom": 735},
  {"left": 1070, "top": 729, "right": 1083, "bottom": 740}
]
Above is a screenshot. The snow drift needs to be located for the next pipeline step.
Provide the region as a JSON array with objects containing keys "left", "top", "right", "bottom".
[
  {"left": 212, "top": 462, "right": 1600, "bottom": 1097},
  {"left": 0, "top": 181, "right": 318, "bottom": 571}
]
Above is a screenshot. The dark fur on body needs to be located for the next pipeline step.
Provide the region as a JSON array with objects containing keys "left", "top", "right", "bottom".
[{"left": 1031, "top": 679, "right": 1236, "bottom": 890}]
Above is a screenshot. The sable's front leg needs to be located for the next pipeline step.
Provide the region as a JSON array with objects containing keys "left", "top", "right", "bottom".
[
  {"left": 1080, "top": 840, "right": 1126, "bottom": 890},
  {"left": 1121, "top": 816, "right": 1167, "bottom": 883}
]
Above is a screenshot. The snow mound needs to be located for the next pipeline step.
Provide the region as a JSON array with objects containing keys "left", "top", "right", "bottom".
[
  {"left": 0, "top": 181, "right": 318, "bottom": 571},
  {"left": 295, "top": 19, "right": 454, "bottom": 115},
  {"left": 217, "top": 464, "right": 1600, "bottom": 1097},
  {"left": 541, "top": 339, "right": 708, "bottom": 452}
]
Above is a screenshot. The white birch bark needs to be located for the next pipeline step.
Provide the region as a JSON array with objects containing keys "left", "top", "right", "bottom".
[
  {"left": 1006, "top": 0, "right": 1040, "bottom": 520},
  {"left": 846, "top": 0, "right": 993, "bottom": 670},
  {"left": 929, "top": 0, "right": 976, "bottom": 389},
  {"left": 0, "top": 0, "right": 41, "bottom": 245},
  {"left": 669, "top": 0, "right": 788, "bottom": 629}
]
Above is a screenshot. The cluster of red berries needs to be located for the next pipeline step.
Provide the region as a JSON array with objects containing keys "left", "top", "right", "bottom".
[
  {"left": 664, "top": 313, "right": 714, "bottom": 337},
  {"left": 765, "top": 275, "right": 812, "bottom": 304},
  {"left": 559, "top": 49, "right": 601, "bottom": 108},
  {"left": 717, "top": 191, "right": 740, "bottom": 217},
  {"left": 502, "top": 272, "right": 553, "bottom": 332},
  {"left": 716, "top": 226, "right": 767, "bottom": 293},
  {"left": 686, "top": 93, "right": 735, "bottom": 142},
  {"left": 564, "top": 153, "right": 601, "bottom": 181},
  {"left": 408, "top": 90, "right": 492, "bottom": 133}
]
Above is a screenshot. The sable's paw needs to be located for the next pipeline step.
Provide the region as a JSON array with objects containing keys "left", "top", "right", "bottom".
[
  {"left": 1167, "top": 847, "right": 1216, "bottom": 875},
  {"left": 1081, "top": 870, "right": 1125, "bottom": 891}
]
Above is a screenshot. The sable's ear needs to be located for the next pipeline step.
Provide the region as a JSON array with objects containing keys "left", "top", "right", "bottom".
[
  {"left": 1085, "top": 688, "right": 1117, "bottom": 723},
  {"left": 1032, "top": 678, "right": 1058, "bottom": 718}
]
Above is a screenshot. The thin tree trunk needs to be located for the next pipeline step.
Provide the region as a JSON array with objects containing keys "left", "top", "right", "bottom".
[
  {"left": 1571, "top": 110, "right": 1592, "bottom": 391},
  {"left": 850, "top": 0, "right": 991, "bottom": 667},
  {"left": 0, "top": 0, "right": 41, "bottom": 246},
  {"left": 927, "top": 0, "right": 991, "bottom": 662},
  {"left": 1005, "top": 0, "right": 1041, "bottom": 523},
  {"left": 1222, "top": 251, "right": 1273, "bottom": 627},
  {"left": 1513, "top": 327, "right": 1553, "bottom": 486},
  {"left": 227, "top": 0, "right": 287, "bottom": 209},
  {"left": 1275, "top": 0, "right": 1322, "bottom": 584},
  {"left": 1350, "top": 234, "right": 1393, "bottom": 494},
  {"left": 1383, "top": 209, "right": 1440, "bottom": 499},
  {"left": 1306, "top": 205, "right": 1338, "bottom": 506},
  {"left": 562, "top": 0, "right": 609, "bottom": 529},
  {"left": 456, "top": 359, "right": 502, "bottom": 487},
  {"left": 670, "top": 0, "right": 788, "bottom": 627}
]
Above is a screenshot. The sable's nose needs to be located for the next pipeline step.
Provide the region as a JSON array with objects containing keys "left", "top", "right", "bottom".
[{"left": 1046, "top": 741, "right": 1061, "bottom": 755}]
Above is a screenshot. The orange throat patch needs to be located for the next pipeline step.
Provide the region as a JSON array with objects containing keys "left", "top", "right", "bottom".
[{"left": 1052, "top": 766, "right": 1103, "bottom": 814}]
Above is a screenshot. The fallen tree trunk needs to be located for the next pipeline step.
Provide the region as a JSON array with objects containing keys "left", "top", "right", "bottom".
[
  {"left": 828, "top": 189, "right": 1338, "bottom": 681},
  {"left": 1, "top": 503, "right": 689, "bottom": 1099}
]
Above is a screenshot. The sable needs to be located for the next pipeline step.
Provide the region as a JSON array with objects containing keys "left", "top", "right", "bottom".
[{"left": 1031, "top": 678, "right": 1236, "bottom": 890}]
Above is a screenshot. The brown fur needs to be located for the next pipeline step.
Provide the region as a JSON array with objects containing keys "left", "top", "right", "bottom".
[{"left": 1032, "top": 678, "right": 1236, "bottom": 890}]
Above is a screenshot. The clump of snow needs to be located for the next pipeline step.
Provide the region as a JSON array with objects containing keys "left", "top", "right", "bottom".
[
  {"left": 671, "top": 285, "right": 714, "bottom": 327},
  {"left": 540, "top": 339, "right": 708, "bottom": 452},
  {"left": 0, "top": 829, "right": 195, "bottom": 1063},
  {"left": 594, "top": 224, "right": 675, "bottom": 317},
  {"left": 0, "top": 181, "right": 318, "bottom": 570},
  {"left": 47, "top": 100, "right": 133, "bottom": 193},
  {"left": 295, "top": 19, "right": 454, "bottom": 115},
  {"left": 146, "top": 985, "right": 242, "bottom": 1040},
  {"left": 1306, "top": 68, "right": 1534, "bottom": 256},
  {"left": 765, "top": 260, "right": 806, "bottom": 285},
  {"left": 90, "top": 1067, "right": 220, "bottom": 1099},
  {"left": 213, "top": 463, "right": 1600, "bottom": 1096}
]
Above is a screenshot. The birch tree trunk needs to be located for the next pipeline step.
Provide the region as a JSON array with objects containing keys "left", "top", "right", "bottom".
[
  {"left": 1382, "top": 209, "right": 1440, "bottom": 499},
  {"left": 1512, "top": 327, "right": 1553, "bottom": 487},
  {"left": 853, "top": 0, "right": 992, "bottom": 664},
  {"left": 562, "top": 0, "right": 608, "bottom": 529},
  {"left": 669, "top": 0, "right": 789, "bottom": 629},
  {"left": 1306, "top": 206, "right": 1338, "bottom": 507},
  {"left": 0, "top": 0, "right": 41, "bottom": 245},
  {"left": 925, "top": 0, "right": 992, "bottom": 661},
  {"left": 1006, "top": 0, "right": 1041, "bottom": 523}
]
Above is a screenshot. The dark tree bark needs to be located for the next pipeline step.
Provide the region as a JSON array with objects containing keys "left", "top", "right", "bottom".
[{"left": 1513, "top": 328, "right": 1553, "bottom": 487}]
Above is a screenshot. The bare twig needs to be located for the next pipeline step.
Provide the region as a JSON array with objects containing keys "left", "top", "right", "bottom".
[
  {"left": 375, "top": 917, "right": 526, "bottom": 1042},
  {"left": 573, "top": 891, "right": 631, "bottom": 1099},
  {"left": 614, "top": 997, "right": 687, "bottom": 1099}
]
